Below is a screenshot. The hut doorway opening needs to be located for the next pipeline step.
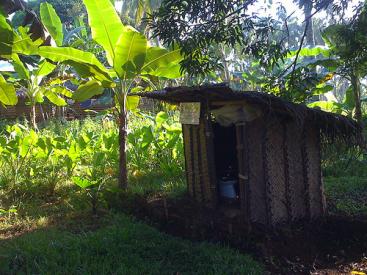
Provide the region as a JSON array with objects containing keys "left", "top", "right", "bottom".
[{"left": 212, "top": 122, "right": 240, "bottom": 207}]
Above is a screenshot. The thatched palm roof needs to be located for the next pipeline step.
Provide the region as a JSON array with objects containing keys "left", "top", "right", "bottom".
[{"left": 134, "top": 84, "right": 363, "bottom": 145}]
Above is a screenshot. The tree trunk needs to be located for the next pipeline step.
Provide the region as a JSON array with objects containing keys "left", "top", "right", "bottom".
[
  {"left": 220, "top": 45, "right": 230, "bottom": 83},
  {"left": 351, "top": 73, "right": 363, "bottom": 127},
  {"left": 118, "top": 94, "right": 128, "bottom": 189},
  {"left": 303, "top": 1, "right": 315, "bottom": 47},
  {"left": 31, "top": 104, "right": 37, "bottom": 129},
  {"left": 39, "top": 104, "right": 46, "bottom": 123}
]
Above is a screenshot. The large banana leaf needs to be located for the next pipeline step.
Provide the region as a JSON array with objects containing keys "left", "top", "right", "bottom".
[
  {"left": 52, "top": 86, "right": 73, "bottom": 98},
  {"left": 286, "top": 46, "right": 331, "bottom": 59},
  {"left": 65, "top": 60, "right": 114, "bottom": 87},
  {"left": 308, "top": 101, "right": 343, "bottom": 113},
  {"left": 38, "top": 46, "right": 108, "bottom": 74},
  {"left": 151, "top": 63, "right": 182, "bottom": 79},
  {"left": 141, "top": 47, "right": 183, "bottom": 78},
  {"left": 0, "top": 10, "right": 13, "bottom": 56},
  {"left": 43, "top": 88, "right": 67, "bottom": 106},
  {"left": 114, "top": 29, "right": 147, "bottom": 79},
  {"left": 126, "top": 95, "right": 140, "bottom": 110},
  {"left": 35, "top": 60, "right": 56, "bottom": 77},
  {"left": 0, "top": 82, "right": 18, "bottom": 106},
  {"left": 11, "top": 53, "right": 30, "bottom": 79},
  {"left": 82, "top": 0, "right": 125, "bottom": 66},
  {"left": 40, "top": 2, "right": 64, "bottom": 46},
  {"left": 73, "top": 80, "right": 104, "bottom": 102},
  {"left": 12, "top": 28, "right": 43, "bottom": 55}
]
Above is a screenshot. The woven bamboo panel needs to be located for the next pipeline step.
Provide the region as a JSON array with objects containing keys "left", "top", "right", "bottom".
[
  {"left": 285, "top": 121, "right": 307, "bottom": 220},
  {"left": 246, "top": 118, "right": 268, "bottom": 225},
  {"left": 182, "top": 114, "right": 218, "bottom": 206},
  {"left": 265, "top": 117, "right": 288, "bottom": 225},
  {"left": 304, "top": 125, "right": 325, "bottom": 218},
  {"left": 0, "top": 105, "right": 52, "bottom": 120},
  {"left": 0, "top": 104, "right": 111, "bottom": 120},
  {"left": 182, "top": 125, "right": 195, "bottom": 197}
]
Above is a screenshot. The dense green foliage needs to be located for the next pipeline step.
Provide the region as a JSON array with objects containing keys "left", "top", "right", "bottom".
[{"left": 0, "top": 114, "right": 184, "bottom": 211}]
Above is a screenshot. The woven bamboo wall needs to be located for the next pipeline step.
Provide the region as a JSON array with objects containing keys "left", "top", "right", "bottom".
[
  {"left": 303, "top": 123, "right": 326, "bottom": 219},
  {"left": 264, "top": 117, "right": 289, "bottom": 225},
  {"left": 182, "top": 116, "right": 217, "bottom": 207},
  {"left": 285, "top": 121, "right": 307, "bottom": 221},
  {"left": 244, "top": 116, "right": 326, "bottom": 226},
  {"left": 0, "top": 105, "right": 52, "bottom": 120},
  {"left": 0, "top": 104, "right": 111, "bottom": 120},
  {"left": 245, "top": 118, "right": 268, "bottom": 225}
]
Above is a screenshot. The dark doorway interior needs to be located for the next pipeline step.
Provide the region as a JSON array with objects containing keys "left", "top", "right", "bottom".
[
  {"left": 212, "top": 122, "right": 239, "bottom": 205},
  {"left": 212, "top": 122, "right": 238, "bottom": 177}
]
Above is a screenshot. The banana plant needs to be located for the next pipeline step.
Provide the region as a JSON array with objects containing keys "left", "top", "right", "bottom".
[
  {"left": 35, "top": 0, "right": 183, "bottom": 188},
  {"left": 11, "top": 58, "right": 73, "bottom": 129},
  {"left": 0, "top": 7, "right": 68, "bottom": 113}
]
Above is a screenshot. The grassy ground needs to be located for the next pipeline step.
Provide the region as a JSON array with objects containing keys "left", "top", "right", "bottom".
[
  {"left": 324, "top": 176, "right": 367, "bottom": 217},
  {"left": 0, "top": 212, "right": 263, "bottom": 275},
  {"left": 0, "top": 180, "right": 263, "bottom": 275},
  {"left": 1, "top": 175, "right": 365, "bottom": 275}
]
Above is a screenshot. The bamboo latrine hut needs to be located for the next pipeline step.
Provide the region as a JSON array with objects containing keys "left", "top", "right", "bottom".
[{"left": 136, "top": 84, "right": 362, "bottom": 227}]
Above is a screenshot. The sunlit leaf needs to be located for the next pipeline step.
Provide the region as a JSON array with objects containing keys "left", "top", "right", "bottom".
[
  {"left": 308, "top": 101, "right": 342, "bottom": 113},
  {"left": 0, "top": 82, "right": 17, "bottom": 106},
  {"left": 126, "top": 95, "right": 140, "bottom": 110},
  {"left": 40, "top": 2, "right": 64, "bottom": 46},
  {"left": 11, "top": 53, "right": 30, "bottom": 79},
  {"left": 114, "top": 29, "right": 147, "bottom": 78},
  {"left": 12, "top": 28, "right": 43, "bottom": 55},
  {"left": 287, "top": 46, "right": 331, "bottom": 58},
  {"left": 38, "top": 46, "right": 108, "bottom": 74},
  {"left": 44, "top": 88, "right": 67, "bottom": 106},
  {"left": 82, "top": 0, "right": 125, "bottom": 66},
  {"left": 73, "top": 80, "right": 104, "bottom": 102},
  {"left": 155, "top": 111, "right": 168, "bottom": 127},
  {"left": 0, "top": 10, "right": 14, "bottom": 56},
  {"left": 72, "top": 176, "right": 95, "bottom": 189},
  {"left": 142, "top": 47, "right": 183, "bottom": 79},
  {"left": 52, "top": 86, "right": 73, "bottom": 98}
]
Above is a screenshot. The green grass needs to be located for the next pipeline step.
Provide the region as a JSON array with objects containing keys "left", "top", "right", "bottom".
[
  {"left": 324, "top": 176, "right": 367, "bottom": 217},
  {"left": 128, "top": 172, "right": 186, "bottom": 197},
  {"left": 0, "top": 213, "right": 263, "bottom": 275}
]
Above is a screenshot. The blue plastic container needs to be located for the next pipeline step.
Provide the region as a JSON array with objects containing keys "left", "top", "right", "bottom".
[{"left": 219, "top": 179, "right": 237, "bottom": 199}]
